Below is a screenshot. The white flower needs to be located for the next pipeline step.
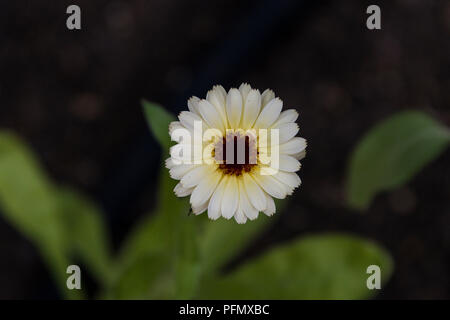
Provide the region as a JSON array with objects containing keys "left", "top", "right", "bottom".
[{"left": 166, "top": 83, "right": 306, "bottom": 224}]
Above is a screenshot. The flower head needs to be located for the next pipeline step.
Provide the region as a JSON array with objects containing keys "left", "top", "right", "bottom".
[{"left": 166, "top": 83, "right": 306, "bottom": 223}]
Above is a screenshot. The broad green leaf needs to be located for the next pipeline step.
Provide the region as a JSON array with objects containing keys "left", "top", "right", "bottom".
[
  {"left": 200, "top": 214, "right": 272, "bottom": 276},
  {"left": 108, "top": 164, "right": 196, "bottom": 299},
  {"left": 57, "top": 188, "right": 114, "bottom": 286},
  {"left": 198, "top": 233, "right": 393, "bottom": 299},
  {"left": 0, "top": 131, "right": 81, "bottom": 299},
  {"left": 104, "top": 252, "right": 175, "bottom": 299},
  {"left": 199, "top": 199, "right": 286, "bottom": 276},
  {"left": 142, "top": 99, "right": 175, "bottom": 150},
  {"left": 108, "top": 103, "right": 200, "bottom": 299},
  {"left": 0, "top": 132, "right": 62, "bottom": 245},
  {"left": 174, "top": 212, "right": 202, "bottom": 299},
  {"left": 347, "top": 110, "right": 450, "bottom": 210},
  {"left": 124, "top": 102, "right": 177, "bottom": 266}
]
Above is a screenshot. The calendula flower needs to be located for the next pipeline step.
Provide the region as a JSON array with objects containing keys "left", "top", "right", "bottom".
[{"left": 166, "top": 83, "right": 306, "bottom": 224}]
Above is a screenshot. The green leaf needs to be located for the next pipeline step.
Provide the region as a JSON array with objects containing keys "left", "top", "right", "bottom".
[
  {"left": 199, "top": 199, "right": 285, "bottom": 276},
  {"left": 104, "top": 252, "right": 175, "bottom": 299},
  {"left": 142, "top": 99, "right": 175, "bottom": 150},
  {"left": 200, "top": 215, "right": 272, "bottom": 276},
  {"left": 347, "top": 110, "right": 450, "bottom": 210},
  {"left": 108, "top": 103, "right": 200, "bottom": 299},
  {"left": 57, "top": 188, "right": 114, "bottom": 286},
  {"left": 173, "top": 214, "right": 202, "bottom": 299},
  {"left": 0, "top": 131, "right": 113, "bottom": 298},
  {"left": 107, "top": 165, "right": 194, "bottom": 299},
  {"left": 111, "top": 102, "right": 205, "bottom": 299},
  {"left": 0, "top": 132, "right": 62, "bottom": 246},
  {"left": 198, "top": 233, "right": 393, "bottom": 299},
  {"left": 0, "top": 131, "right": 82, "bottom": 299}
]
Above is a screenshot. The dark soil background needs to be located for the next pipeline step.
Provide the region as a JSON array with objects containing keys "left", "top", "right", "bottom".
[{"left": 0, "top": 0, "right": 449, "bottom": 299}]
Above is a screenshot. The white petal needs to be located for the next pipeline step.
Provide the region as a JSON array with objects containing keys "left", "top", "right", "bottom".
[
  {"left": 190, "top": 171, "right": 222, "bottom": 208},
  {"left": 251, "top": 173, "right": 288, "bottom": 199},
  {"left": 180, "top": 165, "right": 212, "bottom": 188},
  {"left": 187, "top": 96, "right": 200, "bottom": 114},
  {"left": 165, "top": 157, "right": 176, "bottom": 169},
  {"left": 178, "top": 111, "right": 204, "bottom": 131},
  {"left": 263, "top": 193, "right": 276, "bottom": 216},
  {"left": 234, "top": 205, "right": 248, "bottom": 224},
  {"left": 261, "top": 89, "right": 275, "bottom": 108},
  {"left": 253, "top": 98, "right": 283, "bottom": 128},
  {"left": 278, "top": 154, "right": 301, "bottom": 172},
  {"left": 169, "top": 127, "right": 197, "bottom": 146},
  {"left": 169, "top": 164, "right": 196, "bottom": 180},
  {"left": 279, "top": 137, "right": 307, "bottom": 155},
  {"left": 198, "top": 99, "right": 225, "bottom": 132},
  {"left": 174, "top": 182, "right": 194, "bottom": 197},
  {"left": 292, "top": 150, "right": 306, "bottom": 160},
  {"left": 207, "top": 89, "right": 224, "bottom": 109},
  {"left": 239, "top": 83, "right": 252, "bottom": 102},
  {"left": 169, "top": 121, "right": 184, "bottom": 138},
  {"left": 273, "top": 171, "right": 301, "bottom": 190},
  {"left": 169, "top": 141, "right": 205, "bottom": 164},
  {"left": 213, "top": 85, "right": 227, "bottom": 101},
  {"left": 255, "top": 166, "right": 300, "bottom": 195},
  {"left": 221, "top": 175, "right": 239, "bottom": 219},
  {"left": 208, "top": 176, "right": 229, "bottom": 220},
  {"left": 206, "top": 89, "right": 228, "bottom": 126},
  {"left": 192, "top": 201, "right": 208, "bottom": 215},
  {"left": 242, "top": 89, "right": 261, "bottom": 129},
  {"left": 271, "top": 109, "right": 299, "bottom": 128},
  {"left": 238, "top": 178, "right": 259, "bottom": 220},
  {"left": 276, "top": 122, "right": 299, "bottom": 144},
  {"left": 242, "top": 173, "right": 267, "bottom": 211},
  {"left": 226, "top": 88, "right": 243, "bottom": 129}
]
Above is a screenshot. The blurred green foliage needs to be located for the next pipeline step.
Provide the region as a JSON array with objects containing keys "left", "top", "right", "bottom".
[
  {"left": 347, "top": 110, "right": 450, "bottom": 210},
  {"left": 0, "top": 132, "right": 112, "bottom": 299},
  {"left": 199, "top": 234, "right": 393, "bottom": 299},
  {"left": 0, "top": 102, "right": 396, "bottom": 300}
]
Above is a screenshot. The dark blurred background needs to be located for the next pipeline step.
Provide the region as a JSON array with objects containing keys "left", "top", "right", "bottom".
[{"left": 0, "top": 0, "right": 449, "bottom": 299}]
